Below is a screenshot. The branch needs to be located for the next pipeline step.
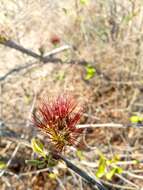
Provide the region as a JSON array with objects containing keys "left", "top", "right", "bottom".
[
  {"left": 44, "top": 44, "right": 72, "bottom": 58},
  {"left": 54, "top": 153, "right": 108, "bottom": 190},
  {"left": 0, "top": 39, "right": 111, "bottom": 82},
  {"left": 2, "top": 40, "right": 42, "bottom": 59},
  {"left": 0, "top": 39, "right": 71, "bottom": 62},
  {"left": 77, "top": 123, "right": 143, "bottom": 129},
  {"left": 77, "top": 123, "right": 125, "bottom": 128},
  {"left": 0, "top": 61, "right": 36, "bottom": 81},
  {"left": 0, "top": 40, "right": 71, "bottom": 81}
]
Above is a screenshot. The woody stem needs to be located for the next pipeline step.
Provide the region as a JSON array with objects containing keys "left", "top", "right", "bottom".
[{"left": 53, "top": 153, "right": 108, "bottom": 190}]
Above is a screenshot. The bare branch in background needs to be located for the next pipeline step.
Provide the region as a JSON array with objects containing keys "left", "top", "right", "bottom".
[
  {"left": 0, "top": 40, "right": 71, "bottom": 81},
  {"left": 0, "top": 40, "right": 71, "bottom": 62},
  {"left": 0, "top": 39, "right": 111, "bottom": 82}
]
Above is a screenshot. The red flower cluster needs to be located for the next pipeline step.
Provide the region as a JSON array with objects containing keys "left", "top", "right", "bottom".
[{"left": 32, "top": 95, "right": 83, "bottom": 151}]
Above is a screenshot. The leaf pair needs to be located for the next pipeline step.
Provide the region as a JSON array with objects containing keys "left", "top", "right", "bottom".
[
  {"left": 96, "top": 153, "right": 123, "bottom": 180},
  {"left": 84, "top": 64, "right": 96, "bottom": 80},
  {"left": 130, "top": 115, "right": 143, "bottom": 124},
  {"left": 27, "top": 138, "right": 58, "bottom": 168}
]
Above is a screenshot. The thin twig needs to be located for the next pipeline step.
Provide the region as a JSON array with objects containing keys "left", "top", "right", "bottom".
[
  {"left": 44, "top": 45, "right": 72, "bottom": 58},
  {"left": 0, "top": 144, "right": 20, "bottom": 177},
  {"left": 123, "top": 171, "right": 143, "bottom": 180},
  {"left": 115, "top": 173, "right": 139, "bottom": 188},
  {"left": 77, "top": 123, "right": 143, "bottom": 129},
  {"left": 0, "top": 61, "right": 37, "bottom": 81},
  {"left": 101, "top": 180, "right": 138, "bottom": 190},
  {"left": 77, "top": 123, "right": 124, "bottom": 128},
  {"left": 56, "top": 177, "right": 66, "bottom": 190},
  {"left": 19, "top": 167, "right": 51, "bottom": 177}
]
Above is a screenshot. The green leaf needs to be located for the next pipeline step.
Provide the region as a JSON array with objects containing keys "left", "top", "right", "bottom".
[
  {"left": 25, "top": 159, "right": 45, "bottom": 166},
  {"left": 26, "top": 159, "right": 46, "bottom": 168},
  {"left": 96, "top": 157, "right": 107, "bottom": 178},
  {"left": 55, "top": 71, "right": 65, "bottom": 81},
  {"left": 0, "top": 161, "right": 6, "bottom": 169},
  {"left": 76, "top": 150, "right": 85, "bottom": 160},
  {"left": 80, "top": 0, "right": 89, "bottom": 5},
  {"left": 0, "top": 35, "right": 7, "bottom": 43},
  {"left": 48, "top": 173, "right": 57, "bottom": 179},
  {"left": 31, "top": 138, "right": 46, "bottom": 158},
  {"left": 116, "top": 167, "right": 123, "bottom": 174},
  {"left": 107, "top": 154, "right": 120, "bottom": 165},
  {"left": 84, "top": 65, "right": 96, "bottom": 80},
  {"left": 45, "top": 154, "right": 58, "bottom": 167},
  {"left": 38, "top": 163, "right": 46, "bottom": 169},
  {"left": 106, "top": 168, "right": 116, "bottom": 180},
  {"left": 130, "top": 116, "right": 143, "bottom": 123},
  {"left": 132, "top": 159, "right": 140, "bottom": 164},
  {"left": 62, "top": 8, "right": 68, "bottom": 15},
  {"left": 24, "top": 94, "right": 32, "bottom": 105},
  {"left": 123, "top": 12, "right": 138, "bottom": 24},
  {"left": 106, "top": 166, "right": 123, "bottom": 180},
  {"left": 97, "top": 150, "right": 106, "bottom": 160}
]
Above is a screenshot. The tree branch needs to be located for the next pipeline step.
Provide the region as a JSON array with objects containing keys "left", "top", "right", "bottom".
[
  {"left": 0, "top": 39, "right": 71, "bottom": 62},
  {"left": 0, "top": 39, "right": 111, "bottom": 82}
]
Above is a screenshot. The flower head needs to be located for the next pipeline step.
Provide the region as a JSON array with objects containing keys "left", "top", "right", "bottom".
[
  {"left": 32, "top": 94, "right": 83, "bottom": 152},
  {"left": 50, "top": 35, "right": 60, "bottom": 46}
]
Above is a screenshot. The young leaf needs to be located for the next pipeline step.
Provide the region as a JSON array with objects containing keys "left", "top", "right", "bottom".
[
  {"left": 84, "top": 64, "right": 96, "bottom": 80},
  {"left": 130, "top": 116, "right": 143, "bottom": 123},
  {"left": 0, "top": 35, "right": 7, "bottom": 43},
  {"left": 96, "top": 157, "right": 107, "bottom": 178},
  {"left": 48, "top": 173, "right": 57, "bottom": 179},
  {"left": 107, "top": 154, "right": 120, "bottom": 165},
  {"left": 76, "top": 150, "right": 85, "bottom": 160},
  {"left": 123, "top": 12, "right": 138, "bottom": 24},
  {"left": 38, "top": 163, "right": 46, "bottom": 169},
  {"left": 31, "top": 138, "right": 46, "bottom": 158},
  {"left": 0, "top": 161, "right": 6, "bottom": 169},
  {"left": 106, "top": 166, "right": 123, "bottom": 180},
  {"left": 24, "top": 94, "right": 32, "bottom": 105},
  {"left": 132, "top": 159, "right": 140, "bottom": 164},
  {"left": 116, "top": 166, "right": 123, "bottom": 174},
  {"left": 25, "top": 159, "right": 45, "bottom": 166},
  {"left": 106, "top": 168, "right": 116, "bottom": 180},
  {"left": 80, "top": 0, "right": 89, "bottom": 5},
  {"left": 55, "top": 71, "right": 65, "bottom": 81},
  {"left": 62, "top": 8, "right": 68, "bottom": 15}
]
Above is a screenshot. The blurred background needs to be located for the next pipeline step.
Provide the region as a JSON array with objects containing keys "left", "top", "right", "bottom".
[{"left": 1, "top": 0, "right": 143, "bottom": 189}]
